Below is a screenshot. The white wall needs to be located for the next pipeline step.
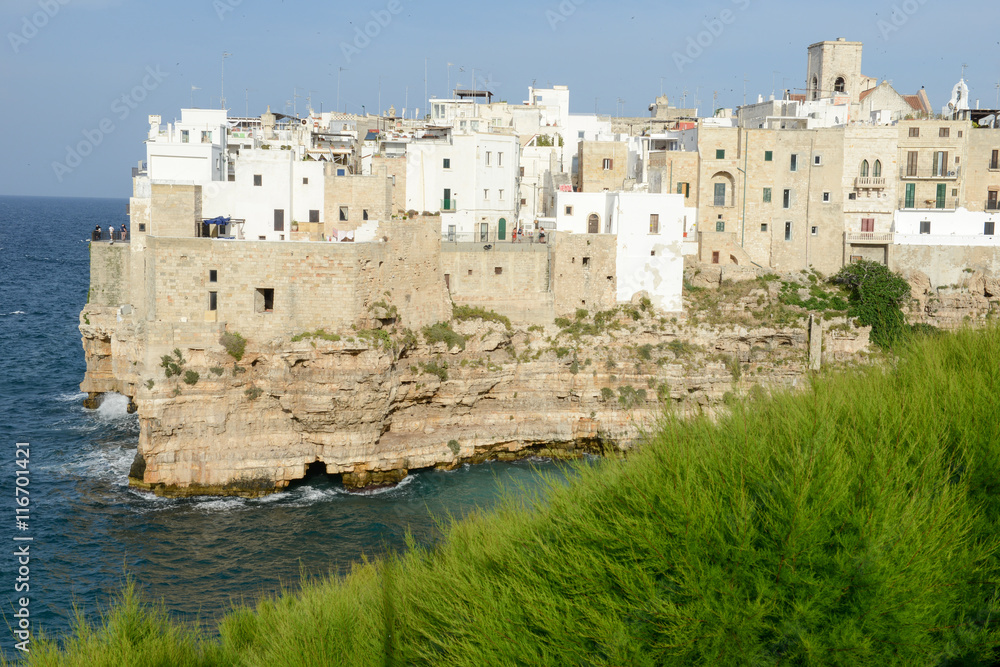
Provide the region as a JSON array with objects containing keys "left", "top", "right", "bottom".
[
  {"left": 556, "top": 191, "right": 686, "bottom": 310},
  {"left": 894, "top": 207, "right": 1000, "bottom": 245}
]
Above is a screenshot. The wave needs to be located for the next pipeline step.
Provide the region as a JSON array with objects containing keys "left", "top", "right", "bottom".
[{"left": 55, "top": 391, "right": 87, "bottom": 403}]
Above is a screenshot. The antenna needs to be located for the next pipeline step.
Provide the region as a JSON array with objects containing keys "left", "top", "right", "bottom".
[{"left": 221, "top": 52, "right": 232, "bottom": 110}]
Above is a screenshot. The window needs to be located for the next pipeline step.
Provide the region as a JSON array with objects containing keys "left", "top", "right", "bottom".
[
  {"left": 920, "top": 220, "right": 931, "bottom": 234},
  {"left": 811, "top": 76, "right": 818, "bottom": 100},
  {"left": 905, "top": 183, "right": 916, "bottom": 208},
  {"left": 986, "top": 222, "right": 995, "bottom": 236},
  {"left": 714, "top": 183, "right": 726, "bottom": 207},
  {"left": 229, "top": 173, "right": 236, "bottom": 182},
  {"left": 485, "top": 151, "right": 491, "bottom": 166},
  {"left": 181, "top": 130, "right": 189, "bottom": 143},
  {"left": 363, "top": 209, "right": 369, "bottom": 221},
  {"left": 255, "top": 288, "right": 275, "bottom": 313},
  {"left": 582, "top": 257, "right": 591, "bottom": 266},
  {"left": 764, "top": 150, "right": 773, "bottom": 162},
  {"left": 443, "top": 158, "right": 451, "bottom": 169},
  {"left": 939, "top": 127, "right": 950, "bottom": 138},
  {"left": 861, "top": 218, "right": 874, "bottom": 232},
  {"left": 958, "top": 131, "right": 963, "bottom": 138},
  {"left": 811, "top": 226, "right": 818, "bottom": 236},
  {"left": 933, "top": 151, "right": 948, "bottom": 177},
  {"left": 873, "top": 160, "right": 882, "bottom": 178},
  {"left": 497, "top": 152, "right": 503, "bottom": 166},
  {"left": 716, "top": 149, "right": 726, "bottom": 159},
  {"left": 906, "top": 151, "right": 918, "bottom": 177},
  {"left": 783, "top": 189, "right": 791, "bottom": 209},
  {"left": 649, "top": 214, "right": 660, "bottom": 234},
  {"left": 337, "top": 169, "right": 346, "bottom": 176},
  {"left": 499, "top": 189, "right": 504, "bottom": 200},
  {"left": 834, "top": 77, "right": 846, "bottom": 93},
  {"left": 936, "top": 183, "right": 947, "bottom": 209},
  {"left": 823, "top": 192, "right": 831, "bottom": 203},
  {"left": 565, "top": 206, "right": 574, "bottom": 215},
  {"left": 480, "top": 223, "right": 489, "bottom": 242},
  {"left": 303, "top": 177, "right": 309, "bottom": 185},
  {"left": 201, "top": 131, "right": 212, "bottom": 143},
  {"left": 309, "top": 210, "right": 319, "bottom": 223},
  {"left": 715, "top": 220, "right": 725, "bottom": 232},
  {"left": 712, "top": 251, "right": 720, "bottom": 264},
  {"left": 849, "top": 193, "right": 857, "bottom": 200},
  {"left": 339, "top": 206, "right": 348, "bottom": 221},
  {"left": 784, "top": 221, "right": 792, "bottom": 241},
  {"left": 790, "top": 154, "right": 798, "bottom": 172},
  {"left": 603, "top": 158, "right": 613, "bottom": 170},
  {"left": 138, "top": 223, "right": 146, "bottom": 232},
  {"left": 521, "top": 198, "right": 527, "bottom": 205},
  {"left": 909, "top": 127, "right": 920, "bottom": 138},
  {"left": 483, "top": 189, "right": 489, "bottom": 200},
  {"left": 814, "top": 154, "right": 822, "bottom": 166},
  {"left": 763, "top": 187, "right": 772, "bottom": 203},
  {"left": 254, "top": 174, "right": 262, "bottom": 187},
  {"left": 273, "top": 209, "right": 284, "bottom": 231},
  {"left": 494, "top": 267, "right": 503, "bottom": 275},
  {"left": 520, "top": 167, "right": 525, "bottom": 177},
  {"left": 677, "top": 182, "right": 690, "bottom": 197},
  {"left": 860, "top": 160, "right": 869, "bottom": 177},
  {"left": 208, "top": 292, "right": 218, "bottom": 311},
  {"left": 760, "top": 223, "right": 768, "bottom": 232}
]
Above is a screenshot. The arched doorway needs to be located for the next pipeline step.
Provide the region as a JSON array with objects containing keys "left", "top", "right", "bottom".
[
  {"left": 588, "top": 214, "right": 600, "bottom": 234},
  {"left": 498, "top": 218, "right": 507, "bottom": 241}
]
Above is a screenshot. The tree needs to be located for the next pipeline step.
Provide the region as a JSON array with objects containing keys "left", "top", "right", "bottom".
[{"left": 832, "top": 259, "right": 911, "bottom": 348}]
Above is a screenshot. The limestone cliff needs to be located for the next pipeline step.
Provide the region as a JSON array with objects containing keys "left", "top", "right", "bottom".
[{"left": 81, "top": 297, "right": 847, "bottom": 497}]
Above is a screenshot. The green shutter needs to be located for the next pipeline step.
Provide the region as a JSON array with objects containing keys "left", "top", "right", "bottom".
[
  {"left": 763, "top": 187, "right": 772, "bottom": 203},
  {"left": 905, "top": 183, "right": 915, "bottom": 209},
  {"left": 764, "top": 151, "right": 773, "bottom": 162},
  {"left": 716, "top": 149, "right": 725, "bottom": 159},
  {"left": 936, "top": 183, "right": 946, "bottom": 209}
]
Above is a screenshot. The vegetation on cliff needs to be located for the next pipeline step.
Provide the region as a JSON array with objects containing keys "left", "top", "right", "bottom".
[{"left": 12, "top": 327, "right": 1000, "bottom": 665}]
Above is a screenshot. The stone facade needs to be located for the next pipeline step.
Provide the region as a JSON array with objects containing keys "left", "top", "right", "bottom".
[
  {"left": 149, "top": 184, "right": 202, "bottom": 238},
  {"left": 323, "top": 167, "right": 393, "bottom": 233},
  {"left": 371, "top": 155, "right": 408, "bottom": 215},
  {"left": 578, "top": 140, "right": 628, "bottom": 192}
]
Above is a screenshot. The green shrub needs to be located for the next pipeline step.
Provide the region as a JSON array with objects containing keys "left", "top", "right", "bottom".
[
  {"left": 832, "top": 259, "right": 911, "bottom": 349},
  {"left": 422, "top": 323, "right": 467, "bottom": 351},
  {"left": 447, "top": 440, "right": 460, "bottom": 456},
  {"left": 290, "top": 329, "right": 341, "bottom": 343},
  {"left": 617, "top": 386, "right": 646, "bottom": 409},
  {"left": 453, "top": 305, "right": 512, "bottom": 331},
  {"left": 600, "top": 387, "right": 615, "bottom": 402},
  {"left": 220, "top": 332, "right": 247, "bottom": 361},
  {"left": 182, "top": 371, "right": 199, "bottom": 386},
  {"left": 418, "top": 361, "right": 449, "bottom": 381},
  {"left": 160, "top": 349, "right": 185, "bottom": 378},
  {"left": 244, "top": 386, "right": 263, "bottom": 401},
  {"left": 636, "top": 344, "right": 653, "bottom": 361},
  {"left": 209, "top": 367, "right": 224, "bottom": 376}
]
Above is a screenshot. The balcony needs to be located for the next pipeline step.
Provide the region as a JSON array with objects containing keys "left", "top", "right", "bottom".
[
  {"left": 441, "top": 198, "right": 458, "bottom": 212},
  {"left": 854, "top": 176, "right": 886, "bottom": 189},
  {"left": 846, "top": 231, "right": 894, "bottom": 244},
  {"left": 900, "top": 166, "right": 961, "bottom": 180},
  {"left": 898, "top": 198, "right": 960, "bottom": 211},
  {"left": 987, "top": 199, "right": 1000, "bottom": 211},
  {"left": 990, "top": 160, "right": 999, "bottom": 171}
]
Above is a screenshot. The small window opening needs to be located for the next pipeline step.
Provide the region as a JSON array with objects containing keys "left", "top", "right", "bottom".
[
  {"left": 256, "top": 288, "right": 275, "bottom": 313},
  {"left": 209, "top": 270, "right": 218, "bottom": 282}
]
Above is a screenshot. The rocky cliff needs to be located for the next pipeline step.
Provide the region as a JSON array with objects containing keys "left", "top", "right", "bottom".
[{"left": 81, "top": 293, "right": 858, "bottom": 497}]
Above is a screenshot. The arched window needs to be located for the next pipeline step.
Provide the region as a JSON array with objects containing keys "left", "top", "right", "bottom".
[
  {"left": 834, "top": 77, "right": 846, "bottom": 94},
  {"left": 587, "top": 214, "right": 600, "bottom": 234},
  {"left": 873, "top": 160, "right": 882, "bottom": 178},
  {"left": 811, "top": 76, "right": 819, "bottom": 101},
  {"left": 860, "top": 160, "right": 870, "bottom": 178}
]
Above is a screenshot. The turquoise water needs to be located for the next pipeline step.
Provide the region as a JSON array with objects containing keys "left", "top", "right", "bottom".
[{"left": 0, "top": 196, "right": 568, "bottom": 648}]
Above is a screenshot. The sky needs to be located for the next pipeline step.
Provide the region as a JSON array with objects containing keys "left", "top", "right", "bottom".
[{"left": 1, "top": 0, "right": 998, "bottom": 199}]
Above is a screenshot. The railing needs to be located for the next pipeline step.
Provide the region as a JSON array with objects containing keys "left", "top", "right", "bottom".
[
  {"left": 990, "top": 159, "right": 999, "bottom": 171},
  {"left": 442, "top": 231, "right": 549, "bottom": 245},
  {"left": 90, "top": 229, "right": 130, "bottom": 243},
  {"left": 900, "top": 166, "right": 961, "bottom": 180},
  {"left": 854, "top": 176, "right": 886, "bottom": 189},
  {"left": 441, "top": 198, "right": 458, "bottom": 212},
  {"left": 987, "top": 200, "right": 1000, "bottom": 211},
  {"left": 845, "top": 231, "right": 894, "bottom": 244},
  {"left": 898, "top": 198, "right": 960, "bottom": 210}
]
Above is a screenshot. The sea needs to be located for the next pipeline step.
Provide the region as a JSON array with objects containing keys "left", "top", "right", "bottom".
[{"left": 0, "top": 195, "right": 568, "bottom": 653}]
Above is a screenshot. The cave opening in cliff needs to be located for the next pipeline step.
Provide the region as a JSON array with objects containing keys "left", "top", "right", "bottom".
[{"left": 287, "top": 461, "right": 336, "bottom": 490}]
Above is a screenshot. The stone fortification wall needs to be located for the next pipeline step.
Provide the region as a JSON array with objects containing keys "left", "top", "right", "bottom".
[
  {"left": 549, "top": 232, "right": 618, "bottom": 316},
  {"left": 88, "top": 243, "right": 131, "bottom": 307},
  {"left": 323, "top": 169, "right": 393, "bottom": 234},
  {"left": 149, "top": 184, "right": 201, "bottom": 238},
  {"left": 442, "top": 244, "right": 554, "bottom": 324},
  {"left": 892, "top": 245, "right": 1000, "bottom": 291}
]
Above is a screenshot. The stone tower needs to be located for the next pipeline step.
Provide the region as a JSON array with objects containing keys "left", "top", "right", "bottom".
[{"left": 806, "top": 38, "right": 870, "bottom": 103}]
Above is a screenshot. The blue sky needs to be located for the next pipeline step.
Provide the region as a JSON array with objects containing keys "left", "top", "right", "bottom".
[{"left": 1, "top": 0, "right": 997, "bottom": 199}]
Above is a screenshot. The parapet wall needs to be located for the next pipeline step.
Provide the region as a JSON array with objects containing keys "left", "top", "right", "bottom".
[
  {"left": 88, "top": 243, "right": 131, "bottom": 307},
  {"left": 550, "top": 232, "right": 618, "bottom": 316},
  {"left": 442, "top": 244, "right": 554, "bottom": 324}
]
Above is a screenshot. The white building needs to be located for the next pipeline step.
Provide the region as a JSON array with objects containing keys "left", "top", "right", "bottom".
[
  {"left": 894, "top": 207, "right": 1000, "bottom": 246},
  {"left": 555, "top": 191, "right": 690, "bottom": 310},
  {"left": 405, "top": 127, "right": 519, "bottom": 241}
]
